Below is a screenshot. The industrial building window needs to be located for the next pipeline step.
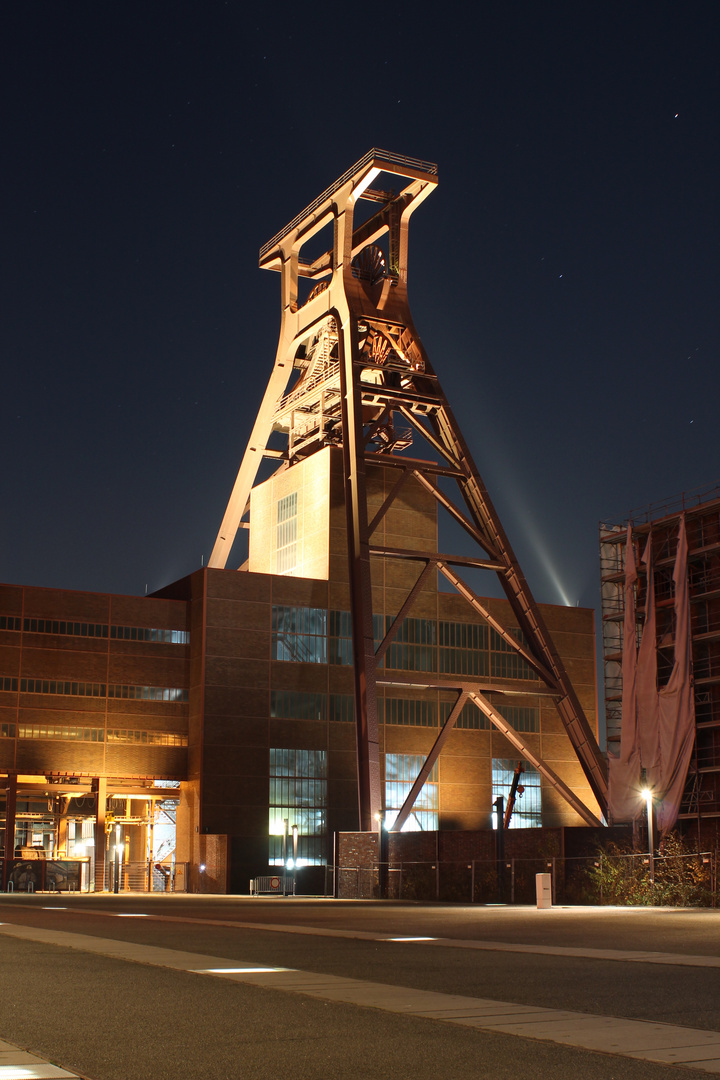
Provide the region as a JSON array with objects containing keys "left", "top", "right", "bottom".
[
  {"left": 270, "top": 690, "right": 326, "bottom": 721},
  {"left": 14, "top": 618, "right": 189, "bottom": 643},
  {"left": 489, "top": 628, "right": 537, "bottom": 681},
  {"left": 14, "top": 679, "right": 188, "bottom": 703},
  {"left": 385, "top": 754, "right": 438, "bottom": 831},
  {"left": 24, "top": 618, "right": 108, "bottom": 638},
  {"left": 272, "top": 606, "right": 327, "bottom": 663},
  {"left": 381, "top": 617, "right": 436, "bottom": 672},
  {"left": 1, "top": 723, "right": 15, "bottom": 738},
  {"left": 438, "top": 621, "right": 488, "bottom": 675},
  {"left": 19, "top": 724, "right": 105, "bottom": 742},
  {"left": 20, "top": 679, "right": 106, "bottom": 697},
  {"left": 108, "top": 684, "right": 188, "bottom": 702},
  {"left": 439, "top": 699, "right": 490, "bottom": 730},
  {"left": 380, "top": 698, "right": 436, "bottom": 727},
  {"left": 328, "top": 694, "right": 354, "bottom": 722},
  {"left": 1, "top": 677, "right": 18, "bottom": 692},
  {"left": 485, "top": 700, "right": 539, "bottom": 733},
  {"left": 276, "top": 492, "right": 298, "bottom": 575},
  {"left": 330, "top": 613, "right": 437, "bottom": 671},
  {"left": 492, "top": 759, "right": 541, "bottom": 828},
  {"left": 329, "top": 610, "right": 353, "bottom": 665},
  {"left": 107, "top": 729, "right": 187, "bottom": 747},
  {"left": 269, "top": 748, "right": 327, "bottom": 866},
  {"left": 111, "top": 625, "right": 189, "bottom": 644}
]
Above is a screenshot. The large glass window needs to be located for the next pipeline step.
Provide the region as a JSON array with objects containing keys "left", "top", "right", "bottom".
[
  {"left": 439, "top": 698, "right": 490, "bottom": 729},
  {"left": 382, "top": 617, "right": 436, "bottom": 672},
  {"left": 385, "top": 754, "right": 438, "bottom": 831},
  {"left": 492, "top": 758, "right": 541, "bottom": 828},
  {"left": 329, "top": 610, "right": 353, "bottom": 666},
  {"left": 276, "top": 492, "right": 298, "bottom": 575},
  {"left": 380, "top": 698, "right": 436, "bottom": 727},
  {"left": 271, "top": 606, "right": 327, "bottom": 663},
  {"left": 269, "top": 748, "right": 327, "bottom": 865},
  {"left": 489, "top": 628, "right": 537, "bottom": 680},
  {"left": 439, "top": 620, "right": 488, "bottom": 675},
  {"left": 270, "top": 690, "right": 325, "bottom": 721}
]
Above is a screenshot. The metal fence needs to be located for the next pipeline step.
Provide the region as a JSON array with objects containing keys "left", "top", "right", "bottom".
[
  {"left": 103, "top": 860, "right": 188, "bottom": 893},
  {"left": 336, "top": 852, "right": 718, "bottom": 906}
]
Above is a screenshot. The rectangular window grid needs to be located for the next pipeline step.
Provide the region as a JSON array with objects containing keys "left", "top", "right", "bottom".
[
  {"left": 274, "top": 609, "right": 539, "bottom": 682},
  {"left": 19, "top": 724, "right": 105, "bottom": 742},
  {"left": 439, "top": 699, "right": 490, "bottom": 730},
  {"left": 380, "top": 698, "right": 437, "bottom": 727},
  {"left": 17, "top": 724, "right": 187, "bottom": 746},
  {"left": 108, "top": 684, "right": 189, "bottom": 703},
  {"left": 328, "top": 694, "right": 354, "bottom": 722},
  {"left": 270, "top": 690, "right": 326, "bottom": 721},
  {"left": 5, "top": 617, "right": 189, "bottom": 644},
  {"left": 385, "top": 753, "right": 438, "bottom": 832},
  {"left": 272, "top": 606, "right": 327, "bottom": 663},
  {"left": 489, "top": 628, "right": 537, "bottom": 681},
  {"left": 439, "top": 621, "right": 488, "bottom": 675},
  {"left": 381, "top": 616, "right": 437, "bottom": 673},
  {"left": 486, "top": 699, "right": 539, "bottom": 733},
  {"left": 492, "top": 758, "right": 541, "bottom": 828},
  {"left": 276, "top": 492, "right": 298, "bottom": 575},
  {"left": 107, "top": 729, "right": 187, "bottom": 746},
  {"left": 7, "top": 678, "right": 189, "bottom": 702},
  {"left": 269, "top": 748, "right": 327, "bottom": 866}
]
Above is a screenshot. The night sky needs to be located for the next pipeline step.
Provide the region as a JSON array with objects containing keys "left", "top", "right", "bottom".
[{"left": 4, "top": 7, "right": 719, "bottom": 648}]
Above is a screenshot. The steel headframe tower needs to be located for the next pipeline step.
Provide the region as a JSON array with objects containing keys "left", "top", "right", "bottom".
[{"left": 210, "top": 149, "right": 608, "bottom": 831}]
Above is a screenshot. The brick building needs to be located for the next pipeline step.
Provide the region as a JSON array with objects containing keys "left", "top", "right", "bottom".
[{"left": 1, "top": 447, "right": 599, "bottom": 894}]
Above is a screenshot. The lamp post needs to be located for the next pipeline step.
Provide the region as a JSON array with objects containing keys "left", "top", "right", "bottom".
[
  {"left": 291, "top": 824, "right": 298, "bottom": 896},
  {"left": 113, "top": 822, "right": 123, "bottom": 894},
  {"left": 282, "top": 818, "right": 289, "bottom": 896},
  {"left": 642, "top": 788, "right": 654, "bottom": 887}
]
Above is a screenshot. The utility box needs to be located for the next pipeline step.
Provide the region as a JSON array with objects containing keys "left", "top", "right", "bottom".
[{"left": 536, "top": 873, "right": 552, "bottom": 909}]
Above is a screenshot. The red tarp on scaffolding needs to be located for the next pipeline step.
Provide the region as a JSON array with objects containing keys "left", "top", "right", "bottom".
[
  {"left": 608, "top": 525, "right": 643, "bottom": 822},
  {"left": 656, "top": 515, "right": 695, "bottom": 833},
  {"left": 608, "top": 516, "right": 695, "bottom": 833}
]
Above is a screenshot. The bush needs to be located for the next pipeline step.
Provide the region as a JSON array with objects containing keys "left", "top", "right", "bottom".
[{"left": 587, "top": 833, "right": 714, "bottom": 907}]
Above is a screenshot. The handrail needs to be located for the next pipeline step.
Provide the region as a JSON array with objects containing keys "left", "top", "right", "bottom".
[
  {"left": 274, "top": 362, "right": 341, "bottom": 418},
  {"left": 601, "top": 481, "right": 720, "bottom": 532},
  {"left": 259, "top": 148, "right": 438, "bottom": 260}
]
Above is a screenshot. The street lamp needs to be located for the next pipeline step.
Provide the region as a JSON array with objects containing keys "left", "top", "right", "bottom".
[
  {"left": 641, "top": 788, "right": 654, "bottom": 887},
  {"left": 282, "top": 818, "right": 289, "bottom": 896},
  {"left": 291, "top": 825, "right": 298, "bottom": 896},
  {"left": 113, "top": 822, "right": 123, "bottom": 894}
]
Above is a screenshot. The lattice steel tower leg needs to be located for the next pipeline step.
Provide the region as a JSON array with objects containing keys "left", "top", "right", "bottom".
[{"left": 210, "top": 150, "right": 608, "bottom": 830}]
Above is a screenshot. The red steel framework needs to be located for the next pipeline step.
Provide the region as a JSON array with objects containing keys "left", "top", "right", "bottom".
[{"left": 210, "top": 150, "right": 608, "bottom": 831}]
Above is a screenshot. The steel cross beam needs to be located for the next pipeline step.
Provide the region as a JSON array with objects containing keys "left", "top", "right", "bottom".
[{"left": 468, "top": 690, "right": 602, "bottom": 827}]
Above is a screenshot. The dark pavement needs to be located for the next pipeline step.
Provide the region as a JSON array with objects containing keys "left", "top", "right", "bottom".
[{"left": 1, "top": 894, "right": 719, "bottom": 1079}]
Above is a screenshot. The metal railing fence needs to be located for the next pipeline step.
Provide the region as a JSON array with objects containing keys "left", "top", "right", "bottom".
[{"left": 334, "top": 852, "right": 718, "bottom": 906}]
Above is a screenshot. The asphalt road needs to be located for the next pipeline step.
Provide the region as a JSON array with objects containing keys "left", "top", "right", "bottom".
[{"left": 1, "top": 894, "right": 719, "bottom": 1080}]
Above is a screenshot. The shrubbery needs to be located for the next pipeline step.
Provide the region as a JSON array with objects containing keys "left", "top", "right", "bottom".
[{"left": 587, "top": 833, "right": 714, "bottom": 907}]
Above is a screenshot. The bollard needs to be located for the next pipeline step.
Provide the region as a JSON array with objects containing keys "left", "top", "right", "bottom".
[{"left": 536, "top": 872, "right": 552, "bottom": 909}]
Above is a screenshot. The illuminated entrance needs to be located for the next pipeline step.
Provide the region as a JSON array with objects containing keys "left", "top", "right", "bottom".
[{"left": 1, "top": 775, "right": 184, "bottom": 892}]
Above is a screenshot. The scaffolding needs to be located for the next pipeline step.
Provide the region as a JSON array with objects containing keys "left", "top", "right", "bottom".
[{"left": 599, "top": 483, "right": 720, "bottom": 826}]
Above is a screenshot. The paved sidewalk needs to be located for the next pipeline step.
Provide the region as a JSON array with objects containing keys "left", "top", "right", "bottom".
[
  {"left": 0, "top": 1035, "right": 86, "bottom": 1079},
  {"left": 4, "top": 920, "right": 720, "bottom": 1074}
]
